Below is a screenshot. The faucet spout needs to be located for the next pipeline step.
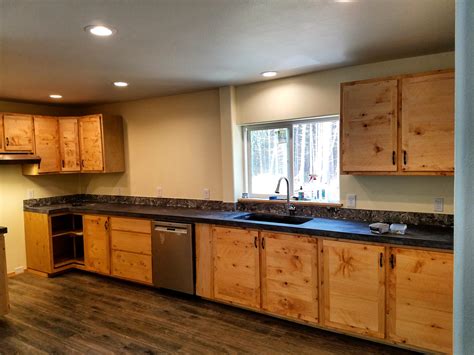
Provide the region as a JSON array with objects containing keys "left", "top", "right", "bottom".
[{"left": 275, "top": 177, "right": 296, "bottom": 216}]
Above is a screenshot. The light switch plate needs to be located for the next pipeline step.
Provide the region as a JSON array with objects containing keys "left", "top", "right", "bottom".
[
  {"left": 14, "top": 266, "right": 25, "bottom": 275},
  {"left": 156, "top": 187, "right": 163, "bottom": 198},
  {"left": 27, "top": 189, "right": 35, "bottom": 199},
  {"left": 346, "top": 194, "right": 357, "bottom": 208},
  {"left": 434, "top": 197, "right": 444, "bottom": 212},
  {"left": 203, "top": 188, "right": 210, "bottom": 200}
]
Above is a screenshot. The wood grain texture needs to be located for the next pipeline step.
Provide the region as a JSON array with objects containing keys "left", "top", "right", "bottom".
[
  {"left": 0, "top": 234, "right": 9, "bottom": 316},
  {"left": 24, "top": 212, "right": 52, "bottom": 274},
  {"left": 322, "top": 240, "right": 386, "bottom": 338},
  {"left": 111, "top": 250, "right": 152, "bottom": 284},
  {"left": 0, "top": 271, "right": 413, "bottom": 354},
  {"left": 3, "top": 114, "right": 34, "bottom": 151},
  {"left": 341, "top": 79, "right": 398, "bottom": 172},
  {"left": 0, "top": 116, "right": 4, "bottom": 152},
  {"left": 401, "top": 71, "right": 454, "bottom": 172},
  {"left": 213, "top": 226, "right": 260, "bottom": 309},
  {"left": 387, "top": 248, "right": 453, "bottom": 354},
  {"left": 261, "top": 232, "right": 319, "bottom": 324},
  {"left": 110, "top": 217, "right": 151, "bottom": 234},
  {"left": 195, "top": 223, "right": 214, "bottom": 298},
  {"left": 58, "top": 117, "right": 81, "bottom": 172},
  {"left": 110, "top": 230, "right": 151, "bottom": 255},
  {"left": 101, "top": 114, "right": 125, "bottom": 173},
  {"left": 83, "top": 215, "right": 110, "bottom": 275},
  {"left": 78, "top": 115, "right": 104, "bottom": 172},
  {"left": 33, "top": 116, "right": 61, "bottom": 173}
]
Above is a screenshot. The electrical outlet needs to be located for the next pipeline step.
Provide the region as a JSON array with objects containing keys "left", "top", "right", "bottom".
[
  {"left": 156, "top": 186, "right": 163, "bottom": 198},
  {"left": 203, "top": 188, "right": 210, "bottom": 200},
  {"left": 14, "top": 266, "right": 25, "bottom": 275},
  {"left": 26, "top": 189, "right": 35, "bottom": 199},
  {"left": 346, "top": 194, "right": 357, "bottom": 208},
  {"left": 117, "top": 187, "right": 123, "bottom": 196},
  {"left": 434, "top": 197, "right": 444, "bottom": 212}
]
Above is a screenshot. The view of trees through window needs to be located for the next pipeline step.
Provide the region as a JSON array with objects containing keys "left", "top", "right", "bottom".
[{"left": 247, "top": 117, "right": 339, "bottom": 202}]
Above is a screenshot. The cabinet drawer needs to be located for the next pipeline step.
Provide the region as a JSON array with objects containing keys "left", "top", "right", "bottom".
[
  {"left": 111, "top": 250, "right": 152, "bottom": 284},
  {"left": 110, "top": 217, "right": 151, "bottom": 234},
  {"left": 111, "top": 230, "right": 151, "bottom": 255}
]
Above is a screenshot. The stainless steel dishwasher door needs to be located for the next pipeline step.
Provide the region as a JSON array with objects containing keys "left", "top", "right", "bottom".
[{"left": 152, "top": 221, "right": 195, "bottom": 295}]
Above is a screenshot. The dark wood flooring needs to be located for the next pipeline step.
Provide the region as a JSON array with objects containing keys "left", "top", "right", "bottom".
[{"left": 0, "top": 271, "right": 417, "bottom": 354}]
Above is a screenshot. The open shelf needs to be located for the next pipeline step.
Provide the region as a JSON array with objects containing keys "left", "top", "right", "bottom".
[{"left": 51, "top": 214, "right": 84, "bottom": 269}]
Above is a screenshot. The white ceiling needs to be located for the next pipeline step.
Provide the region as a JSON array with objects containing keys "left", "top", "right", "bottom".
[{"left": 0, "top": 0, "right": 454, "bottom": 105}]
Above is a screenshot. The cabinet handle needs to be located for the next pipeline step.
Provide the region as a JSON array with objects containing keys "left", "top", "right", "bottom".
[
  {"left": 81, "top": 159, "right": 85, "bottom": 168},
  {"left": 62, "top": 160, "right": 65, "bottom": 168},
  {"left": 390, "top": 254, "right": 396, "bottom": 269},
  {"left": 254, "top": 236, "right": 258, "bottom": 249},
  {"left": 392, "top": 151, "right": 396, "bottom": 165},
  {"left": 261, "top": 237, "right": 265, "bottom": 250},
  {"left": 104, "top": 220, "right": 109, "bottom": 231},
  {"left": 379, "top": 252, "right": 384, "bottom": 268},
  {"left": 5, "top": 137, "right": 9, "bottom": 146},
  {"left": 403, "top": 150, "right": 407, "bottom": 165}
]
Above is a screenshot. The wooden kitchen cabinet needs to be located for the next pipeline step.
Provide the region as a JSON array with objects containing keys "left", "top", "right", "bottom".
[
  {"left": 0, "top": 233, "right": 9, "bottom": 316},
  {"left": 0, "top": 116, "right": 4, "bottom": 152},
  {"left": 3, "top": 114, "right": 34, "bottom": 151},
  {"left": 387, "top": 248, "right": 453, "bottom": 353},
  {"left": 83, "top": 215, "right": 110, "bottom": 274},
  {"left": 32, "top": 116, "right": 61, "bottom": 173},
  {"left": 59, "top": 117, "right": 81, "bottom": 172},
  {"left": 322, "top": 240, "right": 386, "bottom": 338},
  {"left": 212, "top": 226, "right": 261, "bottom": 309},
  {"left": 401, "top": 71, "right": 454, "bottom": 172},
  {"left": 341, "top": 79, "right": 398, "bottom": 173},
  {"left": 78, "top": 114, "right": 125, "bottom": 173},
  {"left": 261, "top": 232, "right": 319, "bottom": 324},
  {"left": 340, "top": 69, "right": 454, "bottom": 175},
  {"left": 24, "top": 211, "right": 53, "bottom": 274}
]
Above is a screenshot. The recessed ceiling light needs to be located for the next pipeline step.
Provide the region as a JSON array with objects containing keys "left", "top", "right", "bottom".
[
  {"left": 261, "top": 71, "right": 278, "bottom": 78},
  {"left": 113, "top": 81, "right": 129, "bottom": 87},
  {"left": 84, "top": 25, "right": 115, "bottom": 37},
  {"left": 49, "top": 94, "right": 62, "bottom": 99}
]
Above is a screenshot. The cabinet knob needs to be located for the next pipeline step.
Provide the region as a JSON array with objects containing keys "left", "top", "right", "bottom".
[
  {"left": 403, "top": 150, "right": 407, "bottom": 165},
  {"left": 62, "top": 160, "right": 65, "bottom": 168},
  {"left": 379, "top": 252, "right": 384, "bottom": 267},
  {"left": 390, "top": 254, "right": 396, "bottom": 269},
  {"left": 392, "top": 151, "right": 396, "bottom": 165},
  {"left": 254, "top": 236, "right": 258, "bottom": 249},
  {"left": 104, "top": 220, "right": 109, "bottom": 231},
  {"left": 261, "top": 237, "right": 265, "bottom": 250},
  {"left": 5, "top": 137, "right": 9, "bottom": 146}
]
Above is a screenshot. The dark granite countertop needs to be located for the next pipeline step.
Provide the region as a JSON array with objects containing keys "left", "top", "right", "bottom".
[
  {"left": 0, "top": 227, "right": 7, "bottom": 234},
  {"left": 24, "top": 203, "right": 453, "bottom": 250}
]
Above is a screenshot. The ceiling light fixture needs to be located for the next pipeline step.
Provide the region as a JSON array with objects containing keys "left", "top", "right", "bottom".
[
  {"left": 113, "top": 81, "right": 129, "bottom": 87},
  {"left": 49, "top": 94, "right": 62, "bottom": 99},
  {"left": 261, "top": 71, "right": 278, "bottom": 78},
  {"left": 84, "top": 25, "right": 115, "bottom": 37}
]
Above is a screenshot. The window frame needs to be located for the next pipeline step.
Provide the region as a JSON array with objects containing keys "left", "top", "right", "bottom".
[{"left": 243, "top": 115, "right": 340, "bottom": 201}]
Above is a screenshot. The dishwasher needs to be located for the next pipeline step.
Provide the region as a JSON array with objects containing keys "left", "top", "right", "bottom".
[{"left": 152, "top": 221, "right": 195, "bottom": 295}]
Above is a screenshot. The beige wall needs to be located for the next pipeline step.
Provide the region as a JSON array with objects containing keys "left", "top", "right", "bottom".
[
  {"left": 80, "top": 90, "right": 223, "bottom": 200},
  {"left": 234, "top": 52, "right": 455, "bottom": 213},
  {"left": 0, "top": 100, "right": 80, "bottom": 273}
]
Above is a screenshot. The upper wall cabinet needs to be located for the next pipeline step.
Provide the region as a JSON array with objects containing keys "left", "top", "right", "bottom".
[
  {"left": 22, "top": 114, "right": 125, "bottom": 175},
  {"left": 2, "top": 114, "right": 34, "bottom": 152},
  {"left": 341, "top": 69, "right": 454, "bottom": 175}
]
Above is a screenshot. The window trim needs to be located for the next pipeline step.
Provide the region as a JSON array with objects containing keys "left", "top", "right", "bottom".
[{"left": 243, "top": 115, "right": 340, "bottom": 200}]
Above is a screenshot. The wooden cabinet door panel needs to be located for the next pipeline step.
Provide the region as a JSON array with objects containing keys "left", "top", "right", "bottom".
[
  {"left": 401, "top": 71, "right": 454, "bottom": 172},
  {"left": 388, "top": 248, "right": 453, "bottom": 353},
  {"left": 59, "top": 118, "right": 81, "bottom": 172},
  {"left": 33, "top": 116, "right": 61, "bottom": 173},
  {"left": 83, "top": 215, "right": 110, "bottom": 274},
  {"left": 341, "top": 80, "right": 398, "bottom": 172},
  {"left": 3, "top": 114, "right": 34, "bottom": 151},
  {"left": 111, "top": 250, "right": 152, "bottom": 284},
  {"left": 322, "top": 240, "right": 385, "bottom": 338},
  {"left": 24, "top": 212, "right": 52, "bottom": 274},
  {"left": 110, "top": 217, "right": 151, "bottom": 234},
  {"left": 111, "top": 230, "right": 151, "bottom": 255},
  {"left": 261, "top": 232, "right": 318, "bottom": 324},
  {"left": 213, "top": 226, "right": 260, "bottom": 309},
  {"left": 79, "top": 115, "right": 104, "bottom": 172},
  {"left": 0, "top": 117, "right": 4, "bottom": 152}
]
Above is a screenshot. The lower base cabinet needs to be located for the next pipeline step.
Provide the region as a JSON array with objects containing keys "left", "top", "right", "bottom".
[
  {"left": 83, "top": 215, "right": 110, "bottom": 275},
  {"left": 111, "top": 250, "right": 152, "bottom": 284}
]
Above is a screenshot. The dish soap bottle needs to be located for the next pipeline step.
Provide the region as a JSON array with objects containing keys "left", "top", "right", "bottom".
[{"left": 298, "top": 186, "right": 304, "bottom": 200}]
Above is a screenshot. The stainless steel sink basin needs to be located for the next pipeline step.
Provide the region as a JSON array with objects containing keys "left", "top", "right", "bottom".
[{"left": 234, "top": 213, "right": 313, "bottom": 225}]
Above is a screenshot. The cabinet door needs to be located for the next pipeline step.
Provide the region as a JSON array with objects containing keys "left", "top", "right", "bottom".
[
  {"left": 322, "top": 240, "right": 385, "bottom": 338},
  {"left": 213, "top": 226, "right": 260, "bottom": 309},
  {"left": 261, "top": 232, "right": 318, "bottom": 324},
  {"left": 3, "top": 114, "right": 34, "bottom": 151},
  {"left": 0, "top": 117, "right": 4, "bottom": 152},
  {"left": 0, "top": 235, "right": 9, "bottom": 316},
  {"left": 401, "top": 71, "right": 454, "bottom": 172},
  {"left": 24, "top": 212, "right": 52, "bottom": 274},
  {"left": 83, "top": 215, "right": 110, "bottom": 274},
  {"left": 59, "top": 118, "right": 81, "bottom": 172},
  {"left": 33, "top": 116, "right": 61, "bottom": 173},
  {"left": 111, "top": 251, "right": 152, "bottom": 284},
  {"left": 78, "top": 115, "right": 104, "bottom": 172},
  {"left": 388, "top": 248, "right": 453, "bottom": 353},
  {"left": 341, "top": 79, "right": 398, "bottom": 172}
]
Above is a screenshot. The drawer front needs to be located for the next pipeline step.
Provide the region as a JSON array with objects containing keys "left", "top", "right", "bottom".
[
  {"left": 111, "top": 250, "right": 152, "bottom": 284},
  {"left": 110, "top": 217, "right": 151, "bottom": 234},
  {"left": 111, "top": 230, "right": 151, "bottom": 255}
]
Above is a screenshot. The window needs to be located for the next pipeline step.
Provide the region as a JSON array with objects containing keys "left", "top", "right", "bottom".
[{"left": 245, "top": 116, "right": 339, "bottom": 202}]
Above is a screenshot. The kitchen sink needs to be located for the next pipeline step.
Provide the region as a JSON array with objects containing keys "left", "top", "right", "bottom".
[{"left": 234, "top": 213, "right": 313, "bottom": 225}]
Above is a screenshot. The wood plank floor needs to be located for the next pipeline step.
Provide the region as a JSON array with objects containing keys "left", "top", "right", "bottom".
[{"left": 0, "top": 271, "right": 417, "bottom": 354}]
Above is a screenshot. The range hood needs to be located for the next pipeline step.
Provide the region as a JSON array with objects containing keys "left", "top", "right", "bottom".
[{"left": 0, "top": 153, "right": 41, "bottom": 165}]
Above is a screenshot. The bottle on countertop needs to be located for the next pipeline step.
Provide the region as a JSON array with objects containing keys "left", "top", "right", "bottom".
[{"left": 298, "top": 186, "right": 304, "bottom": 200}]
